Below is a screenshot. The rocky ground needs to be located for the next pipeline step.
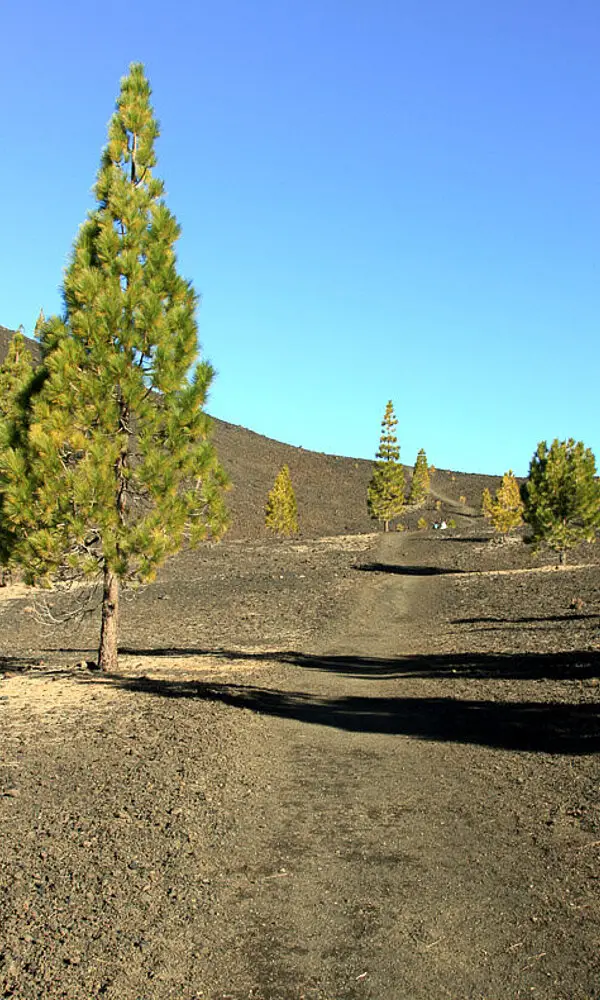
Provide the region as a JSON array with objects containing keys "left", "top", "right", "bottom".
[{"left": 1, "top": 518, "right": 599, "bottom": 999}]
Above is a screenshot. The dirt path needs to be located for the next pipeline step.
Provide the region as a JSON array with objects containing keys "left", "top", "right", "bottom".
[
  {"left": 1, "top": 531, "right": 599, "bottom": 999},
  {"left": 200, "top": 532, "right": 599, "bottom": 999}
]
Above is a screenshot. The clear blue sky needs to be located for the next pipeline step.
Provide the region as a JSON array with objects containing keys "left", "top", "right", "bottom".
[{"left": 2, "top": 1, "right": 598, "bottom": 475}]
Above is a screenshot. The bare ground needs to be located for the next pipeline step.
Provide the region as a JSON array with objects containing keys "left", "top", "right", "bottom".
[{"left": 1, "top": 525, "right": 599, "bottom": 999}]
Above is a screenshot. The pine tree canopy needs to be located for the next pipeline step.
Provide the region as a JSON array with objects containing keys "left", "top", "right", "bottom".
[
  {"left": 0, "top": 64, "right": 229, "bottom": 667},
  {"left": 486, "top": 470, "right": 524, "bottom": 535},
  {"left": 409, "top": 448, "right": 430, "bottom": 504},
  {"left": 481, "top": 487, "right": 494, "bottom": 519},
  {"left": 522, "top": 438, "right": 600, "bottom": 563},
  {"left": 0, "top": 330, "right": 36, "bottom": 571},
  {"left": 265, "top": 465, "right": 298, "bottom": 536},
  {"left": 367, "top": 401, "right": 405, "bottom": 531},
  {"left": 0, "top": 330, "right": 34, "bottom": 427}
]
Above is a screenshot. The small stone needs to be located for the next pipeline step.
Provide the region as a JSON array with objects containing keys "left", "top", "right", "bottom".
[{"left": 3, "top": 788, "right": 21, "bottom": 798}]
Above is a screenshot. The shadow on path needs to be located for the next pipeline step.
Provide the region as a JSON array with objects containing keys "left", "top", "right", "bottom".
[
  {"left": 356, "top": 562, "right": 465, "bottom": 576},
  {"left": 411, "top": 536, "right": 493, "bottom": 545},
  {"left": 81, "top": 671, "right": 600, "bottom": 755},
  {"left": 454, "top": 613, "right": 599, "bottom": 625},
  {"left": 16, "top": 644, "right": 600, "bottom": 684}
]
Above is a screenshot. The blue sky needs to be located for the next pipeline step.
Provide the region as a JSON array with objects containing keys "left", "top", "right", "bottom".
[{"left": 1, "top": 1, "right": 598, "bottom": 475}]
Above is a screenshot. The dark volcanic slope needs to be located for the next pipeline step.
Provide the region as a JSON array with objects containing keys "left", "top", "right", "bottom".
[
  {"left": 0, "top": 326, "right": 500, "bottom": 539},
  {"left": 212, "top": 418, "right": 375, "bottom": 539},
  {"left": 0, "top": 326, "right": 42, "bottom": 364}
]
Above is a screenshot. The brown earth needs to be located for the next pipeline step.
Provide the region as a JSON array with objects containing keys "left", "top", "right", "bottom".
[{"left": 1, "top": 518, "right": 600, "bottom": 1000}]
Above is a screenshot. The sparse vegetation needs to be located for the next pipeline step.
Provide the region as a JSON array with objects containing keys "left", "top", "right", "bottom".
[
  {"left": 367, "top": 400, "right": 405, "bottom": 532},
  {"left": 482, "top": 487, "right": 494, "bottom": 520},
  {"left": 522, "top": 438, "right": 600, "bottom": 565},
  {"left": 459, "top": 495, "right": 467, "bottom": 504},
  {"left": 417, "top": 516, "right": 428, "bottom": 530},
  {"left": 409, "top": 448, "right": 430, "bottom": 504},
  {"left": 265, "top": 465, "right": 299, "bottom": 536},
  {"left": 483, "top": 471, "right": 524, "bottom": 536},
  {"left": 0, "top": 64, "right": 229, "bottom": 670}
]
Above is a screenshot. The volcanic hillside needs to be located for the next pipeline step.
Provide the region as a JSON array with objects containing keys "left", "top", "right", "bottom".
[{"left": 0, "top": 325, "right": 500, "bottom": 538}]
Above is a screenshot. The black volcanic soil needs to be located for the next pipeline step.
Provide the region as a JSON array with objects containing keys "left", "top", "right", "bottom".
[
  {"left": 1, "top": 326, "right": 599, "bottom": 997},
  {"left": 1, "top": 518, "right": 600, "bottom": 1000}
]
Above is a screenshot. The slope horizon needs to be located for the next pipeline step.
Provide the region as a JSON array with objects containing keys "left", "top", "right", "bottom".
[{"left": 0, "top": 325, "right": 572, "bottom": 481}]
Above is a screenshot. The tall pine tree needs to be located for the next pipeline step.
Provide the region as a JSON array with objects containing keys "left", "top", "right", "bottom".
[
  {"left": 522, "top": 439, "right": 600, "bottom": 564},
  {"left": 367, "top": 401, "right": 405, "bottom": 531},
  {"left": 0, "top": 64, "right": 229, "bottom": 669}
]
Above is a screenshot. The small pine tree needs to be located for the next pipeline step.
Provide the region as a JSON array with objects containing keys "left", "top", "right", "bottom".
[
  {"left": 0, "top": 330, "right": 35, "bottom": 581},
  {"left": 489, "top": 471, "right": 524, "bottom": 535},
  {"left": 265, "top": 465, "right": 298, "bottom": 536},
  {"left": 522, "top": 439, "right": 600, "bottom": 565},
  {"left": 367, "top": 401, "right": 405, "bottom": 531},
  {"left": 0, "top": 65, "right": 229, "bottom": 670},
  {"left": 409, "top": 448, "right": 430, "bottom": 504},
  {"left": 0, "top": 329, "right": 34, "bottom": 426},
  {"left": 481, "top": 487, "right": 494, "bottom": 520}
]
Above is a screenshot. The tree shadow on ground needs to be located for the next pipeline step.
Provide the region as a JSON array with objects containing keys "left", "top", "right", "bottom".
[
  {"left": 82, "top": 671, "right": 600, "bottom": 755},
  {"left": 441, "top": 536, "right": 494, "bottom": 544},
  {"left": 411, "top": 536, "right": 493, "bottom": 545},
  {"left": 0, "top": 655, "right": 41, "bottom": 673},
  {"left": 30, "top": 644, "right": 600, "bottom": 683},
  {"left": 454, "top": 614, "right": 599, "bottom": 625},
  {"left": 356, "top": 562, "right": 465, "bottom": 576}
]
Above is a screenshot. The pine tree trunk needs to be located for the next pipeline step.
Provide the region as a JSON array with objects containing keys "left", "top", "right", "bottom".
[
  {"left": 384, "top": 520, "right": 389, "bottom": 533},
  {"left": 559, "top": 549, "right": 567, "bottom": 566},
  {"left": 98, "top": 566, "right": 119, "bottom": 671}
]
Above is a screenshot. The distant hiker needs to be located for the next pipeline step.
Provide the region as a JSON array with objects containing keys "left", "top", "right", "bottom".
[{"left": 440, "top": 520, "right": 447, "bottom": 530}]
